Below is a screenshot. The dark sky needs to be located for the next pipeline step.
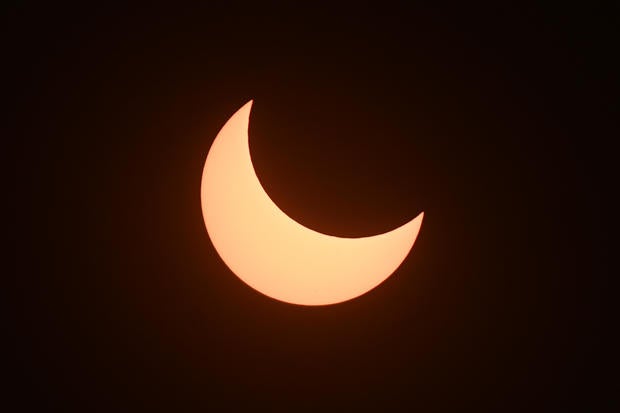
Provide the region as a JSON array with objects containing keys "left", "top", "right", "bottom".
[{"left": 10, "top": 3, "right": 615, "bottom": 411}]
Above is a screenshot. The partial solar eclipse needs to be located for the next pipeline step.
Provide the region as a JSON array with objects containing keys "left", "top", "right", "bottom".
[{"left": 201, "top": 100, "right": 423, "bottom": 305}]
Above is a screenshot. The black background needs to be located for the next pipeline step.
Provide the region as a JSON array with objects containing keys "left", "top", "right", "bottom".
[{"left": 9, "top": 3, "right": 615, "bottom": 411}]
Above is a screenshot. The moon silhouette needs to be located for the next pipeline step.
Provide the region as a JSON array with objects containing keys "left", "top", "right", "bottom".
[{"left": 201, "top": 100, "right": 423, "bottom": 306}]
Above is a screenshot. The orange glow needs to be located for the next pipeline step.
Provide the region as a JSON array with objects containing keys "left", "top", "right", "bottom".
[{"left": 201, "top": 100, "right": 423, "bottom": 305}]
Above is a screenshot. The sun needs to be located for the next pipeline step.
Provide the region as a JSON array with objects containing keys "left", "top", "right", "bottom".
[{"left": 201, "top": 100, "right": 423, "bottom": 305}]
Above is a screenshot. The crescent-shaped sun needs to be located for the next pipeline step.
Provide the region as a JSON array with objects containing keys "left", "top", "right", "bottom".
[{"left": 201, "top": 100, "right": 423, "bottom": 306}]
